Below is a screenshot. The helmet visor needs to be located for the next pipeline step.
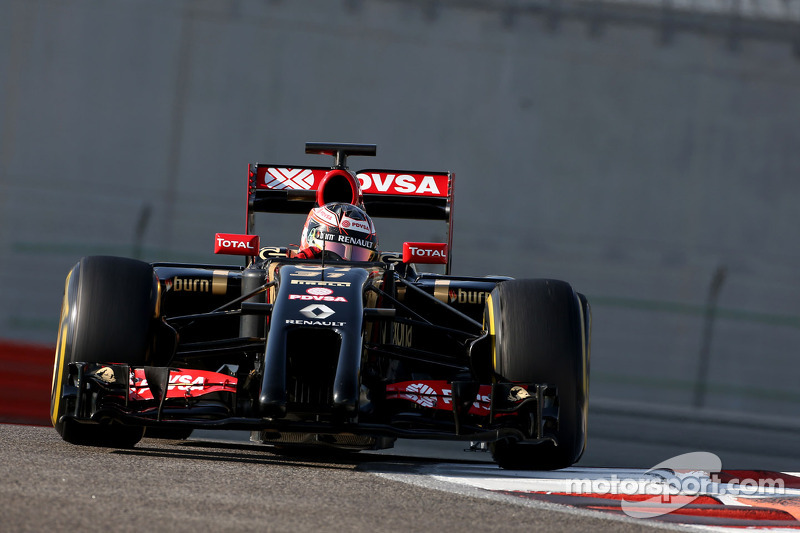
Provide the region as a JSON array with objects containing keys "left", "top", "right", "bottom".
[{"left": 321, "top": 241, "right": 375, "bottom": 261}]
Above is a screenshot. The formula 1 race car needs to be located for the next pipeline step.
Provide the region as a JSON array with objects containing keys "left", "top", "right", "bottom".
[{"left": 50, "top": 143, "right": 591, "bottom": 470}]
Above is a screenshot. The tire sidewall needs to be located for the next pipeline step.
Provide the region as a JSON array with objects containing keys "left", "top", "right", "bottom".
[{"left": 51, "top": 263, "right": 80, "bottom": 433}]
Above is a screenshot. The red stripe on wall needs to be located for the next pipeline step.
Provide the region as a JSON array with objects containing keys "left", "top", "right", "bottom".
[{"left": 0, "top": 340, "right": 54, "bottom": 426}]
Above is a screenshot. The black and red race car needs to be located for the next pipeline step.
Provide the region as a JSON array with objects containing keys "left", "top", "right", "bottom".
[{"left": 50, "top": 143, "right": 591, "bottom": 469}]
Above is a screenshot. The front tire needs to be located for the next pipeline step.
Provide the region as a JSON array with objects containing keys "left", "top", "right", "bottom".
[
  {"left": 51, "top": 256, "right": 157, "bottom": 447},
  {"left": 486, "top": 279, "right": 590, "bottom": 470}
]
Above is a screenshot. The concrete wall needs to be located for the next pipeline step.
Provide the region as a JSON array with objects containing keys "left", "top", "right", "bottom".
[{"left": 2, "top": 0, "right": 800, "bottom": 416}]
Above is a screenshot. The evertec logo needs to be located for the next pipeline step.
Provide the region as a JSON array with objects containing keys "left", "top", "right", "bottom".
[{"left": 291, "top": 280, "right": 350, "bottom": 287}]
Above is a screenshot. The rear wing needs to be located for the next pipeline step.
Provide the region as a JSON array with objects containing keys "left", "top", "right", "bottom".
[{"left": 246, "top": 163, "right": 455, "bottom": 272}]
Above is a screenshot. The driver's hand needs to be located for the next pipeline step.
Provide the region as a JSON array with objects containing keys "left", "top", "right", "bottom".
[{"left": 291, "top": 246, "right": 321, "bottom": 259}]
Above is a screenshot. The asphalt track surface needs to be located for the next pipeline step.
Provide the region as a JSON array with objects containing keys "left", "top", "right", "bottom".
[
  {"left": 3, "top": 425, "right": 663, "bottom": 533},
  {"left": 5, "top": 403, "right": 800, "bottom": 532}
]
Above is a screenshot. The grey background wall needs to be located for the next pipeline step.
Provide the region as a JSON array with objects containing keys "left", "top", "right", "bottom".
[{"left": 2, "top": 0, "right": 799, "bottom": 416}]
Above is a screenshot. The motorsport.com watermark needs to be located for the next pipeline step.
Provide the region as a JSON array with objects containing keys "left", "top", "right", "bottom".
[{"left": 566, "top": 452, "right": 787, "bottom": 518}]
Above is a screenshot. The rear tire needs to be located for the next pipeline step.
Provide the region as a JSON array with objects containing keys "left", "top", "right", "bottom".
[
  {"left": 51, "top": 256, "right": 157, "bottom": 448},
  {"left": 486, "top": 279, "right": 589, "bottom": 470}
]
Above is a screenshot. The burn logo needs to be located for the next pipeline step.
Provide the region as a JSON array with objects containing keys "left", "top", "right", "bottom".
[
  {"left": 174, "top": 278, "right": 210, "bottom": 292},
  {"left": 449, "top": 289, "right": 489, "bottom": 305}
]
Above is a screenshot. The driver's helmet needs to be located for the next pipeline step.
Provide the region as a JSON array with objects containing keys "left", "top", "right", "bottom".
[{"left": 299, "top": 202, "right": 378, "bottom": 261}]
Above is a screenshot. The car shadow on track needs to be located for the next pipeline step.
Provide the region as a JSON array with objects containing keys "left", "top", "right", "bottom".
[{"left": 111, "top": 437, "right": 489, "bottom": 473}]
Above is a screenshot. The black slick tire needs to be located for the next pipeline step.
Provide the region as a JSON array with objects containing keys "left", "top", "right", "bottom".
[
  {"left": 486, "top": 279, "right": 589, "bottom": 470},
  {"left": 50, "top": 256, "right": 157, "bottom": 448}
]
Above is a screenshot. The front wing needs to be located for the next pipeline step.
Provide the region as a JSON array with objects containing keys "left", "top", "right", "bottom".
[{"left": 56, "top": 362, "right": 559, "bottom": 446}]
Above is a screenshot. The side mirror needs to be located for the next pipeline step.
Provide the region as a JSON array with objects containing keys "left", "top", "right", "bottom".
[
  {"left": 214, "top": 233, "right": 260, "bottom": 256},
  {"left": 403, "top": 242, "right": 448, "bottom": 265}
]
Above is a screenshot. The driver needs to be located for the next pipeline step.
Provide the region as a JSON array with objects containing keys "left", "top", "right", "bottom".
[{"left": 293, "top": 202, "right": 378, "bottom": 261}]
